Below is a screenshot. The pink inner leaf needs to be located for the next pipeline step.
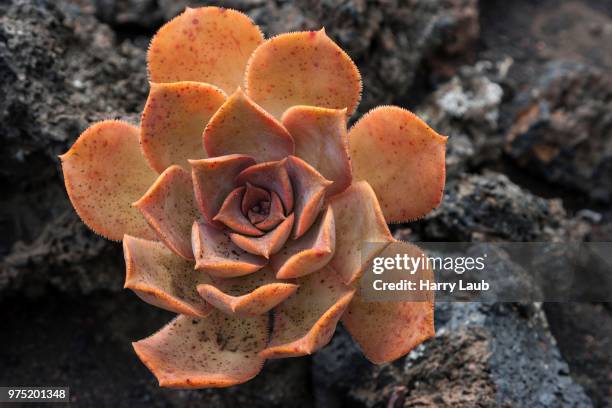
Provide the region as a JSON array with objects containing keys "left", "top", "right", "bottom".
[{"left": 192, "top": 221, "right": 266, "bottom": 278}]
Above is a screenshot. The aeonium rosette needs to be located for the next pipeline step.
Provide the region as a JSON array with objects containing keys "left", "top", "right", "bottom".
[{"left": 60, "top": 7, "right": 447, "bottom": 388}]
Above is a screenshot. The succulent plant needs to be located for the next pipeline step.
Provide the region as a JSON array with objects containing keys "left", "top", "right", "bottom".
[{"left": 60, "top": 7, "right": 447, "bottom": 388}]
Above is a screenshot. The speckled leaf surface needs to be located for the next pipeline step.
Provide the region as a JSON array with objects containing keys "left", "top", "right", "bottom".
[
  {"left": 270, "top": 206, "right": 335, "bottom": 279},
  {"left": 245, "top": 30, "right": 362, "bottom": 119},
  {"left": 141, "top": 82, "right": 226, "bottom": 173},
  {"left": 123, "top": 235, "right": 210, "bottom": 317},
  {"left": 328, "top": 181, "right": 394, "bottom": 284},
  {"left": 148, "top": 7, "right": 263, "bottom": 94},
  {"left": 260, "top": 267, "right": 354, "bottom": 358},
  {"left": 282, "top": 106, "right": 352, "bottom": 197},
  {"left": 60, "top": 120, "right": 157, "bottom": 241},
  {"left": 192, "top": 221, "right": 266, "bottom": 278},
  {"left": 197, "top": 266, "right": 297, "bottom": 317},
  {"left": 349, "top": 106, "right": 447, "bottom": 223},
  {"left": 343, "top": 241, "right": 435, "bottom": 363},
  {"left": 133, "top": 312, "right": 268, "bottom": 388},
  {"left": 204, "top": 89, "right": 294, "bottom": 162},
  {"left": 134, "top": 165, "right": 199, "bottom": 260}
]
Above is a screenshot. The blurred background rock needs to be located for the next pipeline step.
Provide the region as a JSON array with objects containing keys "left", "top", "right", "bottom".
[{"left": 0, "top": 0, "right": 610, "bottom": 406}]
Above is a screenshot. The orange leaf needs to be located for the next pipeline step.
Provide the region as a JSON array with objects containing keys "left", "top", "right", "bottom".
[
  {"left": 60, "top": 120, "right": 157, "bottom": 241},
  {"left": 282, "top": 106, "right": 352, "bottom": 197},
  {"left": 123, "top": 235, "right": 211, "bottom": 317},
  {"left": 245, "top": 30, "right": 362, "bottom": 119},
  {"left": 349, "top": 106, "right": 447, "bottom": 223},
  {"left": 134, "top": 165, "right": 199, "bottom": 260},
  {"left": 133, "top": 312, "right": 268, "bottom": 388},
  {"left": 260, "top": 267, "right": 354, "bottom": 358},
  {"left": 328, "top": 181, "right": 393, "bottom": 284},
  {"left": 141, "top": 82, "right": 225, "bottom": 173},
  {"left": 148, "top": 7, "right": 263, "bottom": 94},
  {"left": 204, "top": 89, "right": 294, "bottom": 162},
  {"left": 197, "top": 266, "right": 297, "bottom": 317},
  {"left": 343, "top": 241, "right": 435, "bottom": 363}
]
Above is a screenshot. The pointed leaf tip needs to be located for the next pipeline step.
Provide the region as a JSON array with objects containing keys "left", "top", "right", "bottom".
[
  {"left": 196, "top": 266, "right": 297, "bottom": 317},
  {"left": 190, "top": 154, "right": 256, "bottom": 224},
  {"left": 230, "top": 213, "right": 295, "bottom": 259},
  {"left": 61, "top": 120, "right": 157, "bottom": 241},
  {"left": 245, "top": 30, "right": 362, "bottom": 119},
  {"left": 343, "top": 241, "right": 435, "bottom": 363},
  {"left": 271, "top": 206, "right": 335, "bottom": 279},
  {"left": 285, "top": 155, "right": 332, "bottom": 239},
  {"left": 134, "top": 165, "right": 198, "bottom": 260},
  {"left": 349, "top": 106, "right": 447, "bottom": 223},
  {"left": 192, "top": 221, "right": 266, "bottom": 278},
  {"left": 123, "top": 235, "right": 210, "bottom": 317},
  {"left": 235, "top": 159, "right": 294, "bottom": 214},
  {"left": 260, "top": 267, "right": 354, "bottom": 358},
  {"left": 133, "top": 312, "right": 268, "bottom": 388},
  {"left": 282, "top": 106, "right": 352, "bottom": 197},
  {"left": 204, "top": 89, "right": 294, "bottom": 162},
  {"left": 148, "top": 7, "right": 264, "bottom": 94},
  {"left": 213, "top": 186, "right": 263, "bottom": 236},
  {"left": 328, "top": 181, "right": 393, "bottom": 284}
]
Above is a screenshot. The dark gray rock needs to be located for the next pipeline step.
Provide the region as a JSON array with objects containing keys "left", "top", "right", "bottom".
[
  {"left": 416, "top": 171, "right": 570, "bottom": 242},
  {"left": 544, "top": 302, "right": 612, "bottom": 408},
  {"left": 313, "top": 303, "right": 592, "bottom": 407},
  {"left": 0, "top": 211, "right": 123, "bottom": 299},
  {"left": 417, "top": 60, "right": 508, "bottom": 176},
  {"left": 505, "top": 62, "right": 612, "bottom": 204},
  {"left": 0, "top": 0, "right": 146, "bottom": 296}
]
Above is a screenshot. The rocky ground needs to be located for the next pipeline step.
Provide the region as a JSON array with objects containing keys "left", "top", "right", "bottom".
[{"left": 0, "top": 0, "right": 610, "bottom": 407}]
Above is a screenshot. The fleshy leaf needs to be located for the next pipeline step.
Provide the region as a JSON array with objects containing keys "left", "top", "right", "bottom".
[
  {"left": 141, "top": 82, "right": 226, "bottom": 173},
  {"left": 282, "top": 106, "right": 352, "bottom": 196},
  {"left": 60, "top": 120, "right": 157, "bottom": 241},
  {"left": 147, "top": 7, "right": 264, "bottom": 94},
  {"left": 235, "top": 160, "right": 294, "bottom": 213},
  {"left": 192, "top": 221, "right": 266, "bottom": 278},
  {"left": 123, "top": 235, "right": 211, "bottom": 317},
  {"left": 285, "top": 156, "right": 332, "bottom": 239},
  {"left": 242, "top": 182, "right": 270, "bottom": 215},
  {"left": 260, "top": 267, "right": 354, "bottom": 358},
  {"left": 204, "top": 89, "right": 294, "bottom": 162},
  {"left": 133, "top": 312, "right": 268, "bottom": 388},
  {"left": 190, "top": 154, "right": 256, "bottom": 224},
  {"left": 248, "top": 211, "right": 266, "bottom": 225},
  {"left": 230, "top": 213, "right": 295, "bottom": 259},
  {"left": 213, "top": 187, "right": 263, "bottom": 236},
  {"left": 270, "top": 206, "right": 335, "bottom": 279},
  {"left": 344, "top": 296, "right": 434, "bottom": 364},
  {"left": 134, "top": 165, "right": 199, "bottom": 260},
  {"left": 245, "top": 30, "right": 362, "bottom": 119},
  {"left": 328, "top": 181, "right": 394, "bottom": 284},
  {"left": 349, "top": 106, "right": 447, "bottom": 222},
  {"left": 343, "top": 242, "right": 435, "bottom": 364},
  {"left": 196, "top": 266, "right": 297, "bottom": 317},
  {"left": 255, "top": 192, "right": 286, "bottom": 231}
]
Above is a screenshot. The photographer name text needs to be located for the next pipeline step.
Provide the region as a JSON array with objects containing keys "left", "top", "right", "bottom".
[{"left": 372, "top": 279, "right": 489, "bottom": 292}]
